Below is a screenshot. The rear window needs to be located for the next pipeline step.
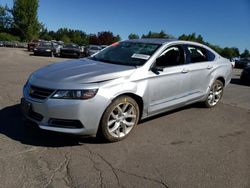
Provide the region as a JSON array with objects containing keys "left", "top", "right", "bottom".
[{"left": 187, "top": 46, "right": 208, "bottom": 63}]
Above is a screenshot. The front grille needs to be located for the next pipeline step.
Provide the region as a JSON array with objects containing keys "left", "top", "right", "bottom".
[
  {"left": 28, "top": 110, "right": 44, "bottom": 122},
  {"left": 29, "top": 85, "right": 55, "bottom": 100}
]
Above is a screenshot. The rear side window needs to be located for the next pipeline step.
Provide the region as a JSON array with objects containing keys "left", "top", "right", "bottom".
[
  {"left": 187, "top": 46, "right": 208, "bottom": 63},
  {"left": 207, "top": 49, "right": 216, "bottom": 61}
]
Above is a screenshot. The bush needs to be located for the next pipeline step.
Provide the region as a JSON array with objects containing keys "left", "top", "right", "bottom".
[{"left": 0, "top": 32, "right": 20, "bottom": 41}]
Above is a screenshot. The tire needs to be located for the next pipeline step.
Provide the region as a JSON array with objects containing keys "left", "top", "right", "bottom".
[
  {"left": 203, "top": 80, "right": 224, "bottom": 108},
  {"left": 99, "top": 96, "right": 140, "bottom": 142}
]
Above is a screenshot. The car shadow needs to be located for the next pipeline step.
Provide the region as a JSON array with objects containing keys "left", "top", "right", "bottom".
[
  {"left": 0, "top": 102, "right": 213, "bottom": 147},
  {"left": 0, "top": 104, "right": 105, "bottom": 147},
  {"left": 230, "top": 78, "right": 242, "bottom": 85}
]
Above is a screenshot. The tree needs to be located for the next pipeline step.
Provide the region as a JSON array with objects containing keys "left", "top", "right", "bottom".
[
  {"left": 97, "top": 31, "right": 119, "bottom": 45},
  {"left": 0, "top": 32, "right": 20, "bottom": 41},
  {"left": 0, "top": 5, "right": 12, "bottom": 32},
  {"left": 12, "top": 0, "right": 40, "bottom": 41},
  {"left": 61, "top": 35, "right": 71, "bottom": 43},
  {"left": 128, "top": 33, "right": 139, "bottom": 39},
  {"left": 241, "top": 49, "right": 250, "bottom": 58},
  {"left": 89, "top": 34, "right": 98, "bottom": 45},
  {"left": 141, "top": 30, "right": 173, "bottom": 39},
  {"left": 179, "top": 33, "right": 204, "bottom": 44}
]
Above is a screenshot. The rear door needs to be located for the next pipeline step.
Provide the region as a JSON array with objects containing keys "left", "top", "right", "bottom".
[{"left": 182, "top": 45, "right": 216, "bottom": 100}]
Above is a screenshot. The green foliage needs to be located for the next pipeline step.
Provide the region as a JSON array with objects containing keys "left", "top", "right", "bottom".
[
  {"left": 178, "top": 32, "right": 241, "bottom": 58},
  {"left": 128, "top": 33, "right": 139, "bottom": 39},
  {"left": 0, "top": 32, "right": 20, "bottom": 41},
  {"left": 12, "top": 0, "right": 40, "bottom": 41},
  {"left": 88, "top": 31, "right": 120, "bottom": 45},
  {"left": 61, "top": 34, "right": 71, "bottom": 43},
  {"left": 0, "top": 5, "right": 12, "bottom": 32},
  {"left": 179, "top": 33, "right": 205, "bottom": 43},
  {"left": 240, "top": 49, "right": 250, "bottom": 58},
  {"left": 141, "top": 30, "right": 174, "bottom": 39}
]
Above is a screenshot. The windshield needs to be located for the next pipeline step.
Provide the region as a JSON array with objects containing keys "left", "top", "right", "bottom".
[
  {"left": 39, "top": 42, "right": 52, "bottom": 47},
  {"left": 64, "top": 44, "right": 79, "bottom": 48},
  {"left": 90, "top": 46, "right": 101, "bottom": 50},
  {"left": 90, "top": 42, "right": 160, "bottom": 66}
]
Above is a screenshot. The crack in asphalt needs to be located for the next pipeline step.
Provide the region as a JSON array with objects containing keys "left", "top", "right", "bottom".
[
  {"left": 83, "top": 145, "right": 168, "bottom": 188},
  {"left": 87, "top": 153, "right": 104, "bottom": 188},
  {"left": 83, "top": 145, "right": 122, "bottom": 188},
  {"left": 116, "top": 168, "right": 169, "bottom": 188},
  {"left": 63, "top": 155, "right": 73, "bottom": 187},
  {"left": 43, "top": 156, "right": 68, "bottom": 188},
  {"left": 43, "top": 151, "right": 73, "bottom": 188}
]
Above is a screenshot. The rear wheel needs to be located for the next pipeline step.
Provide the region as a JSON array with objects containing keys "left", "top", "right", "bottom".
[
  {"left": 99, "top": 96, "right": 139, "bottom": 142},
  {"left": 204, "top": 80, "right": 224, "bottom": 108}
]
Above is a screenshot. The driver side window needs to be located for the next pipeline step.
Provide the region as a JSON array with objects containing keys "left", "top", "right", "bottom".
[{"left": 155, "top": 45, "right": 185, "bottom": 68}]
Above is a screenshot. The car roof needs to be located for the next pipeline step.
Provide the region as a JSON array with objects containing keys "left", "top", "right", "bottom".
[{"left": 125, "top": 38, "right": 177, "bottom": 45}]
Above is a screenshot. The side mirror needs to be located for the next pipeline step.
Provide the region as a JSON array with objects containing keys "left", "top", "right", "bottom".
[{"left": 151, "top": 66, "right": 163, "bottom": 75}]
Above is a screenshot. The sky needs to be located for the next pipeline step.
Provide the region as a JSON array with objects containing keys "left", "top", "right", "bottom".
[{"left": 1, "top": 0, "right": 250, "bottom": 52}]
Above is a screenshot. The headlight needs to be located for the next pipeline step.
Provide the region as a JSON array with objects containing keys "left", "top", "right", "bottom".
[
  {"left": 46, "top": 49, "right": 51, "bottom": 52},
  {"left": 34, "top": 48, "right": 37, "bottom": 51},
  {"left": 51, "top": 89, "right": 98, "bottom": 100}
]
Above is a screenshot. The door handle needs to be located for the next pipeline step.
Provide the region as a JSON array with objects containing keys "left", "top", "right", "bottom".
[
  {"left": 207, "top": 65, "right": 213, "bottom": 69},
  {"left": 181, "top": 69, "right": 189, "bottom": 73}
]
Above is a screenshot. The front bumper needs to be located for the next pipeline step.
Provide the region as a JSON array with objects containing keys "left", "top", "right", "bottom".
[
  {"left": 34, "top": 50, "right": 52, "bottom": 56},
  {"left": 21, "top": 93, "right": 110, "bottom": 136}
]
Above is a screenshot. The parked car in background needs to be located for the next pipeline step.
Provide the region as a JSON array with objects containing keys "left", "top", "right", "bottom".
[
  {"left": 17, "top": 42, "right": 28, "bottom": 48},
  {"left": 0, "top": 41, "right": 4, "bottom": 47},
  {"left": 86, "top": 45, "right": 102, "bottom": 56},
  {"left": 34, "top": 41, "right": 60, "bottom": 57},
  {"left": 240, "top": 66, "right": 250, "bottom": 85},
  {"left": 28, "top": 40, "right": 40, "bottom": 51},
  {"left": 21, "top": 39, "right": 233, "bottom": 142},
  {"left": 101, "top": 45, "right": 108, "bottom": 49},
  {"left": 235, "top": 57, "right": 250, "bottom": 69},
  {"left": 52, "top": 41, "right": 63, "bottom": 56},
  {"left": 4, "top": 41, "right": 18, "bottom": 48},
  {"left": 60, "top": 43, "right": 82, "bottom": 58}
]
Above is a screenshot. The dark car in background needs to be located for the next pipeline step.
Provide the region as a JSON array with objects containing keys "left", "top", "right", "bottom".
[
  {"left": 60, "top": 43, "right": 82, "bottom": 58},
  {"left": 240, "top": 66, "right": 250, "bottom": 85},
  {"left": 34, "top": 41, "right": 61, "bottom": 57},
  {"left": 235, "top": 57, "right": 250, "bottom": 69}
]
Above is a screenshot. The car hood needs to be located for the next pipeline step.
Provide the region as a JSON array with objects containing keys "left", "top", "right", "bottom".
[
  {"left": 32, "top": 58, "right": 136, "bottom": 84},
  {"left": 61, "top": 48, "right": 79, "bottom": 51}
]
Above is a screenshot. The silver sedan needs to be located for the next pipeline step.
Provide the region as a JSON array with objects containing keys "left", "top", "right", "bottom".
[{"left": 21, "top": 39, "right": 233, "bottom": 142}]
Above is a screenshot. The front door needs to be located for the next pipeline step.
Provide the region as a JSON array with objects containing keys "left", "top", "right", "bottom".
[{"left": 147, "top": 45, "right": 191, "bottom": 115}]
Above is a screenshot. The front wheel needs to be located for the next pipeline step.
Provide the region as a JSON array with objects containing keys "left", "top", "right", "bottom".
[
  {"left": 99, "top": 96, "right": 139, "bottom": 142},
  {"left": 203, "top": 80, "right": 224, "bottom": 108}
]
